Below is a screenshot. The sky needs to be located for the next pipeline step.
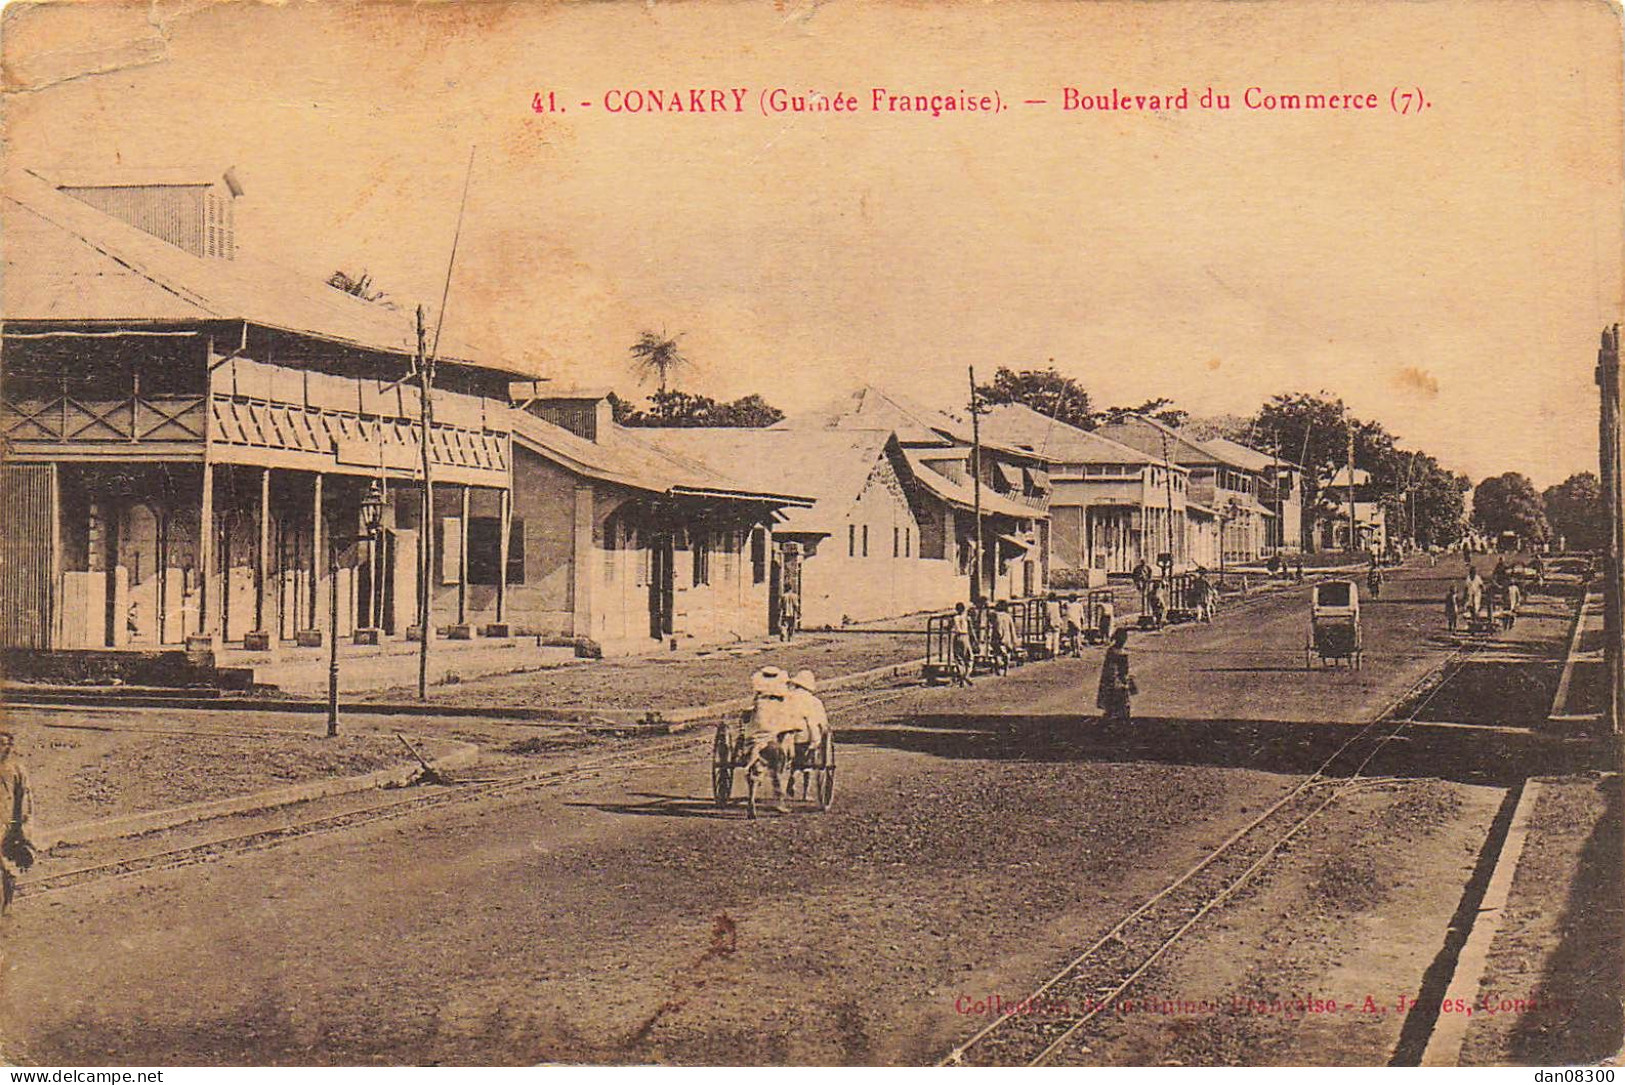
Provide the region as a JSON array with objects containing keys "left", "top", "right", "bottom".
[{"left": 3, "top": 0, "right": 1621, "bottom": 488}]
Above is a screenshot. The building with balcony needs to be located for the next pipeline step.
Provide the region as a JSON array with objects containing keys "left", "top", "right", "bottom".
[
  {"left": 978, "top": 402, "right": 1190, "bottom": 580},
  {"left": 0, "top": 167, "right": 521, "bottom": 664}
]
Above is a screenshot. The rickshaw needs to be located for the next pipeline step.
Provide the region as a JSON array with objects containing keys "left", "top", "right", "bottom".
[
  {"left": 1305, "top": 579, "right": 1363, "bottom": 669},
  {"left": 712, "top": 712, "right": 835, "bottom": 817},
  {"left": 1084, "top": 588, "right": 1116, "bottom": 644}
]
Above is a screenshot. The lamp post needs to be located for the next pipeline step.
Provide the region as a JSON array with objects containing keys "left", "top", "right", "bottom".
[
  {"left": 327, "top": 479, "right": 387, "bottom": 737},
  {"left": 1219, "top": 496, "right": 1244, "bottom": 585}
]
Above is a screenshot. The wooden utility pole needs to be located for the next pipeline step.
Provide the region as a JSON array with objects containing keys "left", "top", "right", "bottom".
[
  {"left": 415, "top": 305, "right": 435, "bottom": 701},
  {"left": 1344, "top": 403, "right": 1358, "bottom": 553},
  {"left": 416, "top": 145, "right": 475, "bottom": 700},
  {"left": 969, "top": 366, "right": 984, "bottom": 604}
]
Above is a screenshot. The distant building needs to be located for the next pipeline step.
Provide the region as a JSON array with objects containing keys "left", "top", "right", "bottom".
[
  {"left": 509, "top": 395, "right": 810, "bottom": 654},
  {"left": 636, "top": 427, "right": 959, "bottom": 626},
  {"left": 1094, "top": 416, "right": 1273, "bottom": 567},
  {"left": 775, "top": 386, "right": 1052, "bottom": 603},
  {"left": 1318, "top": 467, "right": 1388, "bottom": 553},
  {"left": 978, "top": 403, "right": 1189, "bottom": 578},
  {"left": 1199, "top": 437, "right": 1304, "bottom": 556}
]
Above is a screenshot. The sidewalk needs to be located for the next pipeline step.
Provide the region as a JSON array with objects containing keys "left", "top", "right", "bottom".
[{"left": 18, "top": 716, "right": 475, "bottom": 851}]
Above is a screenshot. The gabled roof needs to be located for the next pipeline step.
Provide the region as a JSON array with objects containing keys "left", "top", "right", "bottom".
[
  {"left": 1201, "top": 436, "right": 1301, "bottom": 473},
  {"left": 2, "top": 167, "right": 522, "bottom": 375},
  {"left": 1323, "top": 466, "right": 1374, "bottom": 489},
  {"left": 776, "top": 384, "right": 1039, "bottom": 460},
  {"left": 510, "top": 412, "right": 812, "bottom": 505},
  {"left": 635, "top": 427, "right": 894, "bottom": 536},
  {"left": 979, "top": 402, "right": 1167, "bottom": 467},
  {"left": 1094, "top": 414, "right": 1280, "bottom": 471}
]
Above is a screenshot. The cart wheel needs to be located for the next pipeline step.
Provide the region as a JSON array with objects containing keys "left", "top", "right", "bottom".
[
  {"left": 711, "top": 724, "right": 734, "bottom": 808},
  {"left": 816, "top": 732, "right": 836, "bottom": 812}
]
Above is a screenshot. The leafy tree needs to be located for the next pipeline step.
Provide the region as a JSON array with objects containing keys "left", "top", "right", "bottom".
[
  {"left": 615, "top": 389, "right": 785, "bottom": 428},
  {"left": 1252, "top": 393, "right": 1358, "bottom": 551},
  {"left": 1099, "top": 397, "right": 1189, "bottom": 429},
  {"left": 1180, "top": 413, "right": 1252, "bottom": 443},
  {"left": 1472, "top": 473, "right": 1550, "bottom": 545},
  {"left": 629, "top": 330, "right": 688, "bottom": 394},
  {"left": 974, "top": 367, "right": 1094, "bottom": 429},
  {"left": 1544, "top": 472, "right": 1608, "bottom": 550}
]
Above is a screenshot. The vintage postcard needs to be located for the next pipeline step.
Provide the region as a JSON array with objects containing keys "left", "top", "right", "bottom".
[{"left": 0, "top": 0, "right": 1621, "bottom": 1070}]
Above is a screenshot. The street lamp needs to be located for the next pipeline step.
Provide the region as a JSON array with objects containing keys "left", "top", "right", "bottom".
[
  {"left": 1219, "top": 496, "right": 1244, "bottom": 583},
  {"left": 327, "top": 479, "right": 387, "bottom": 737}
]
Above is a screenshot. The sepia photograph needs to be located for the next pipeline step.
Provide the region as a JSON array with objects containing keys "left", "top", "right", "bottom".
[{"left": 0, "top": 0, "right": 1621, "bottom": 1069}]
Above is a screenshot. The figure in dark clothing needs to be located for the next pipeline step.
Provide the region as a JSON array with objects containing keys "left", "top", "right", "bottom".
[{"left": 1096, "top": 629, "right": 1134, "bottom": 722}]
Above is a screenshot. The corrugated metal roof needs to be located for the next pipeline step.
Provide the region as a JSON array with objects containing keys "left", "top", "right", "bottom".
[
  {"left": 776, "top": 384, "right": 1039, "bottom": 460},
  {"left": 980, "top": 402, "right": 1166, "bottom": 466},
  {"left": 510, "top": 412, "right": 811, "bottom": 505},
  {"left": 1200, "top": 436, "right": 1302, "bottom": 473},
  {"left": 2, "top": 167, "right": 524, "bottom": 375},
  {"left": 636, "top": 427, "right": 894, "bottom": 536}
]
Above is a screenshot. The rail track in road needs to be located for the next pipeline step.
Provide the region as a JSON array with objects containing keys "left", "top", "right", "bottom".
[
  {"left": 18, "top": 681, "right": 918, "bottom": 901},
  {"left": 939, "top": 638, "right": 1488, "bottom": 1067}
]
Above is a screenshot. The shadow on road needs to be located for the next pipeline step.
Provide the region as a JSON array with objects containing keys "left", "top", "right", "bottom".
[{"left": 836, "top": 713, "right": 1611, "bottom": 788}]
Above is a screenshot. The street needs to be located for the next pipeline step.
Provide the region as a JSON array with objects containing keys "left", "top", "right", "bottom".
[{"left": 0, "top": 560, "right": 1605, "bottom": 1065}]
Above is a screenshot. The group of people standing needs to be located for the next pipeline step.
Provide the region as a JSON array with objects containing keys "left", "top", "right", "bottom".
[
  {"left": 1444, "top": 555, "right": 1528, "bottom": 633},
  {"left": 946, "top": 593, "right": 1120, "bottom": 687},
  {"left": 943, "top": 598, "right": 1139, "bottom": 722}
]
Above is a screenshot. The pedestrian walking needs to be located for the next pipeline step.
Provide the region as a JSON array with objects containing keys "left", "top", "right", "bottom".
[
  {"left": 1096, "top": 629, "right": 1135, "bottom": 722},
  {"left": 1192, "top": 571, "right": 1214, "bottom": 623},
  {"left": 1445, "top": 586, "right": 1459, "bottom": 632},
  {"left": 1043, "top": 594, "right": 1063, "bottom": 656},
  {"left": 786, "top": 670, "right": 829, "bottom": 800},
  {"left": 1131, "top": 559, "right": 1152, "bottom": 596},
  {"left": 1464, "top": 566, "right": 1485, "bottom": 621},
  {"left": 0, "top": 728, "right": 34, "bottom": 916},
  {"left": 1063, "top": 595, "right": 1085, "bottom": 656},
  {"left": 1146, "top": 580, "right": 1166, "bottom": 628},
  {"left": 1293, "top": 557, "right": 1305, "bottom": 583},
  {"left": 949, "top": 602, "right": 975, "bottom": 687},
  {"left": 990, "top": 601, "right": 1018, "bottom": 675},
  {"left": 778, "top": 585, "right": 800, "bottom": 642},
  {"left": 1097, "top": 596, "right": 1115, "bottom": 644}
]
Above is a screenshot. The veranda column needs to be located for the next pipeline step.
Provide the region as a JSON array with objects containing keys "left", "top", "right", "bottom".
[
  {"left": 571, "top": 484, "right": 594, "bottom": 639},
  {"left": 495, "top": 486, "right": 511, "bottom": 627},
  {"left": 195, "top": 462, "right": 215, "bottom": 645},
  {"left": 248, "top": 466, "right": 273, "bottom": 649},
  {"left": 457, "top": 485, "right": 470, "bottom": 626},
  {"left": 308, "top": 473, "right": 325, "bottom": 646}
]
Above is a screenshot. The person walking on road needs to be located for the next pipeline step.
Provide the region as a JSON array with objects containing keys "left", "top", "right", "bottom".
[
  {"left": 990, "top": 601, "right": 1018, "bottom": 675},
  {"left": 786, "top": 670, "right": 829, "bottom": 800},
  {"left": 1043, "top": 594, "right": 1063, "bottom": 656},
  {"left": 0, "top": 728, "right": 34, "bottom": 915},
  {"left": 1096, "top": 595, "right": 1115, "bottom": 645},
  {"left": 1146, "top": 580, "right": 1166, "bottom": 628},
  {"left": 1464, "top": 566, "right": 1485, "bottom": 622},
  {"left": 1192, "top": 570, "right": 1214, "bottom": 623},
  {"left": 950, "top": 603, "right": 976, "bottom": 688},
  {"left": 1131, "top": 559, "right": 1152, "bottom": 596},
  {"left": 1445, "top": 586, "right": 1460, "bottom": 632},
  {"left": 1096, "top": 629, "right": 1135, "bottom": 722},
  {"left": 778, "top": 585, "right": 800, "bottom": 642},
  {"left": 1063, "top": 595, "right": 1085, "bottom": 656}
]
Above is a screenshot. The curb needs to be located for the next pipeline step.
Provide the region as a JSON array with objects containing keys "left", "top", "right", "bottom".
[{"left": 41, "top": 738, "right": 481, "bottom": 849}]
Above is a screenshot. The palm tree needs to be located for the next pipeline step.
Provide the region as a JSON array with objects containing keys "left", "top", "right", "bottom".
[{"left": 629, "top": 330, "right": 687, "bottom": 394}]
